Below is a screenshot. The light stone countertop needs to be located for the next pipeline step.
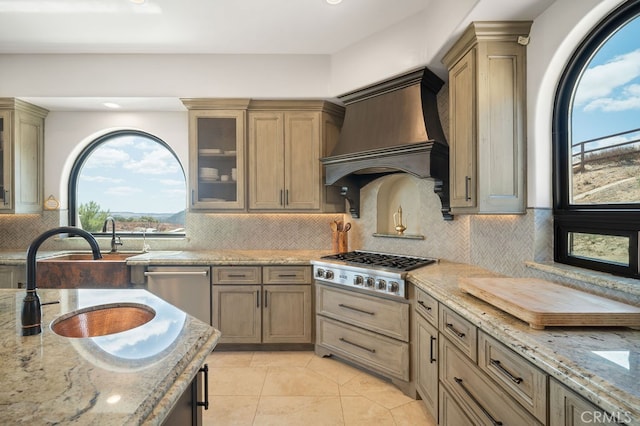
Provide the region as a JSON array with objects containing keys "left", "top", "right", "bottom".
[
  {"left": 408, "top": 261, "right": 640, "bottom": 424},
  {"left": 0, "top": 249, "right": 333, "bottom": 266},
  {"left": 0, "top": 288, "right": 221, "bottom": 425}
]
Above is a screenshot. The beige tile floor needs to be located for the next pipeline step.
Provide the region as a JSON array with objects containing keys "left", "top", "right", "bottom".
[{"left": 204, "top": 350, "right": 437, "bottom": 426}]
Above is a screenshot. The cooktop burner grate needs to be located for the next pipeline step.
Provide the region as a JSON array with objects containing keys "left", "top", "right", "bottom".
[{"left": 321, "top": 250, "right": 436, "bottom": 272}]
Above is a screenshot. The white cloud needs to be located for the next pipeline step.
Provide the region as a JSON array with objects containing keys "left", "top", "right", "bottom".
[
  {"left": 123, "top": 147, "right": 182, "bottom": 175},
  {"left": 84, "top": 146, "right": 130, "bottom": 168},
  {"left": 157, "top": 178, "right": 185, "bottom": 186},
  {"left": 105, "top": 186, "right": 142, "bottom": 196},
  {"left": 574, "top": 49, "right": 640, "bottom": 108},
  {"left": 583, "top": 83, "right": 640, "bottom": 112},
  {"left": 80, "top": 175, "right": 124, "bottom": 183}
]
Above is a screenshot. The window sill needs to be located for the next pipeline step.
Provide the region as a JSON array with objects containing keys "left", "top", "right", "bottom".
[{"left": 525, "top": 261, "right": 640, "bottom": 298}]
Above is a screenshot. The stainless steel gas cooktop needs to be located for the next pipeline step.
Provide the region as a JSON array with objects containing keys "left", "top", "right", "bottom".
[{"left": 312, "top": 250, "right": 438, "bottom": 299}]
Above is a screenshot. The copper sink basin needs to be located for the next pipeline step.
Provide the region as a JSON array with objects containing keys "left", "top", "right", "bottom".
[
  {"left": 37, "top": 252, "right": 141, "bottom": 289},
  {"left": 51, "top": 303, "right": 156, "bottom": 338},
  {"left": 45, "top": 253, "right": 138, "bottom": 261}
]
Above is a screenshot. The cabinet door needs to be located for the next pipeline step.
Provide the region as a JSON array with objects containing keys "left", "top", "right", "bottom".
[
  {"left": 0, "top": 111, "right": 11, "bottom": 211},
  {"left": 416, "top": 312, "right": 438, "bottom": 420},
  {"left": 248, "top": 112, "right": 285, "bottom": 209},
  {"left": 189, "top": 109, "right": 246, "bottom": 210},
  {"left": 14, "top": 109, "right": 44, "bottom": 213},
  {"left": 0, "top": 265, "right": 24, "bottom": 289},
  {"left": 284, "top": 112, "right": 320, "bottom": 210},
  {"left": 449, "top": 48, "right": 476, "bottom": 209},
  {"left": 262, "top": 284, "right": 312, "bottom": 343},
  {"left": 212, "top": 285, "right": 261, "bottom": 344},
  {"left": 549, "top": 378, "right": 623, "bottom": 425}
]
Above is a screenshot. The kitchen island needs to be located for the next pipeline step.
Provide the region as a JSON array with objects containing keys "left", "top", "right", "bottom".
[{"left": 0, "top": 288, "right": 220, "bottom": 424}]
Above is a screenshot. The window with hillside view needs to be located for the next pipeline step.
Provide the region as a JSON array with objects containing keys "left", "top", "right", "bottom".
[
  {"left": 69, "top": 130, "right": 186, "bottom": 236},
  {"left": 554, "top": 0, "right": 640, "bottom": 278}
]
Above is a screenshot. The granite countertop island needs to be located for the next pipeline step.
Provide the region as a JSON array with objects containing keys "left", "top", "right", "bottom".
[
  {"left": 408, "top": 261, "right": 640, "bottom": 424},
  {"left": 0, "top": 288, "right": 220, "bottom": 425}
]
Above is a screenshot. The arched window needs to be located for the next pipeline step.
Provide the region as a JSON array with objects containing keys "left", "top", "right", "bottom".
[
  {"left": 553, "top": 0, "right": 640, "bottom": 278},
  {"left": 69, "top": 130, "right": 186, "bottom": 236}
]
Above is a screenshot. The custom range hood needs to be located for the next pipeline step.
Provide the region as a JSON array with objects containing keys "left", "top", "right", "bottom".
[{"left": 322, "top": 67, "right": 451, "bottom": 220}]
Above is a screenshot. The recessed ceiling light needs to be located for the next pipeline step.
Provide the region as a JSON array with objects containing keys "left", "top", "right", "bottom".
[
  {"left": 326, "top": 0, "right": 342, "bottom": 5},
  {"left": 103, "top": 102, "right": 121, "bottom": 109},
  {"left": 130, "top": 0, "right": 146, "bottom": 4}
]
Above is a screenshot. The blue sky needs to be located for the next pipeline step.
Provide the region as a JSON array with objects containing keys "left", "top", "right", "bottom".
[
  {"left": 572, "top": 16, "right": 640, "bottom": 148},
  {"left": 77, "top": 134, "right": 186, "bottom": 215}
]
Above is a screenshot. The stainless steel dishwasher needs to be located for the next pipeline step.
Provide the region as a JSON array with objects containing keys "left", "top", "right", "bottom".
[{"left": 145, "top": 266, "right": 211, "bottom": 325}]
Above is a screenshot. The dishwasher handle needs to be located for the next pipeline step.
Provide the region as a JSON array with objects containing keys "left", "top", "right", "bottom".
[{"left": 144, "top": 271, "right": 209, "bottom": 277}]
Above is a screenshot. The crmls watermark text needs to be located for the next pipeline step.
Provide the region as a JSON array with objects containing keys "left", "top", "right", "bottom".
[{"left": 580, "top": 411, "right": 632, "bottom": 423}]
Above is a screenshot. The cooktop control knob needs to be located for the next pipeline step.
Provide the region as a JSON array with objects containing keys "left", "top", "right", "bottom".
[
  {"left": 324, "top": 270, "right": 334, "bottom": 280},
  {"left": 389, "top": 281, "right": 399, "bottom": 293},
  {"left": 316, "top": 268, "right": 325, "bottom": 278},
  {"left": 353, "top": 275, "right": 364, "bottom": 286},
  {"left": 377, "top": 279, "right": 387, "bottom": 290},
  {"left": 365, "top": 277, "right": 375, "bottom": 288}
]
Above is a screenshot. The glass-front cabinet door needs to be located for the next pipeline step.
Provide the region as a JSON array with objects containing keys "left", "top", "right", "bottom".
[
  {"left": 0, "top": 110, "right": 11, "bottom": 211},
  {"left": 187, "top": 108, "right": 246, "bottom": 210}
]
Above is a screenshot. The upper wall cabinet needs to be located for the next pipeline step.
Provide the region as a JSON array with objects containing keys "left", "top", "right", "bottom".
[
  {"left": 0, "top": 98, "right": 48, "bottom": 214},
  {"left": 247, "top": 100, "right": 345, "bottom": 212},
  {"left": 442, "top": 21, "right": 532, "bottom": 214},
  {"left": 182, "top": 99, "right": 250, "bottom": 211}
]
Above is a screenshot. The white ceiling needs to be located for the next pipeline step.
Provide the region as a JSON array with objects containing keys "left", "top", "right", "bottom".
[
  {"left": 0, "top": 0, "right": 430, "bottom": 55},
  {"left": 1, "top": 0, "right": 556, "bottom": 111}
]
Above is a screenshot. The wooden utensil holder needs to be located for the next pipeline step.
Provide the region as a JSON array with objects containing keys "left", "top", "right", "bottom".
[{"left": 332, "top": 231, "right": 348, "bottom": 253}]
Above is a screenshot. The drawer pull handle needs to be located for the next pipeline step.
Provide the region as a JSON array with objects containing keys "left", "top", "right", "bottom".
[
  {"left": 454, "top": 377, "right": 502, "bottom": 426},
  {"left": 446, "top": 323, "right": 466, "bottom": 338},
  {"left": 228, "top": 274, "right": 247, "bottom": 278},
  {"left": 490, "top": 359, "right": 523, "bottom": 384},
  {"left": 339, "top": 337, "right": 376, "bottom": 353},
  {"left": 429, "top": 336, "right": 437, "bottom": 363},
  {"left": 338, "top": 303, "right": 375, "bottom": 316},
  {"left": 465, "top": 176, "right": 472, "bottom": 201},
  {"left": 417, "top": 300, "right": 432, "bottom": 311},
  {"left": 278, "top": 274, "right": 298, "bottom": 278},
  {"left": 257, "top": 290, "right": 260, "bottom": 308},
  {"left": 197, "top": 364, "right": 209, "bottom": 410}
]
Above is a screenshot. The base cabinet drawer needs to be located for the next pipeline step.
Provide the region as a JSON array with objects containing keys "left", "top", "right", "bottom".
[
  {"left": 316, "top": 316, "right": 409, "bottom": 381},
  {"left": 439, "top": 386, "right": 476, "bottom": 426},
  {"left": 440, "top": 304, "right": 477, "bottom": 362},
  {"left": 549, "top": 378, "right": 626, "bottom": 425},
  {"left": 478, "top": 331, "right": 547, "bottom": 422},
  {"left": 440, "top": 337, "right": 542, "bottom": 425},
  {"left": 317, "top": 284, "right": 409, "bottom": 341}
]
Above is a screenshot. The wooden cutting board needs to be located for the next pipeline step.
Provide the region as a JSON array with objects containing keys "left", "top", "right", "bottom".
[{"left": 458, "top": 277, "right": 640, "bottom": 329}]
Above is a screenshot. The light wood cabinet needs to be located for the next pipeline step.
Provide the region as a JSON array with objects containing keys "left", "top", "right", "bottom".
[
  {"left": 315, "top": 282, "right": 411, "bottom": 394},
  {"left": 212, "top": 265, "right": 312, "bottom": 345},
  {"left": 440, "top": 336, "right": 541, "bottom": 425},
  {"left": 442, "top": 22, "right": 531, "bottom": 214},
  {"left": 212, "top": 284, "right": 262, "bottom": 344},
  {"left": 0, "top": 99, "right": 48, "bottom": 214},
  {"left": 262, "top": 284, "right": 312, "bottom": 343},
  {"left": 415, "top": 309, "right": 439, "bottom": 420},
  {"left": 549, "top": 378, "right": 625, "bottom": 426},
  {"left": 248, "top": 101, "right": 344, "bottom": 212},
  {"left": 0, "top": 265, "right": 25, "bottom": 288},
  {"left": 182, "top": 99, "right": 250, "bottom": 210},
  {"left": 478, "top": 331, "right": 547, "bottom": 423}
]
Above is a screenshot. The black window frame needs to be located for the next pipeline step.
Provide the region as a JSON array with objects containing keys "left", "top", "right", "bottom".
[
  {"left": 553, "top": 0, "right": 640, "bottom": 279},
  {"left": 68, "top": 129, "right": 186, "bottom": 237}
]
